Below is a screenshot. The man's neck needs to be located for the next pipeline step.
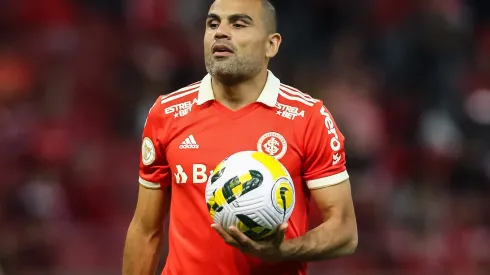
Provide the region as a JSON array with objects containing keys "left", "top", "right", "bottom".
[{"left": 211, "top": 69, "right": 268, "bottom": 111}]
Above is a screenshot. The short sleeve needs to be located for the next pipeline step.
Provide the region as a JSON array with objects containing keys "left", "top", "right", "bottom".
[
  {"left": 138, "top": 98, "right": 171, "bottom": 189},
  {"left": 303, "top": 103, "right": 349, "bottom": 189}
]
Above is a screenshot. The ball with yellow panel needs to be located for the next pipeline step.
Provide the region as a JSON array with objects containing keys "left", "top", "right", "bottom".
[{"left": 205, "top": 151, "right": 295, "bottom": 241}]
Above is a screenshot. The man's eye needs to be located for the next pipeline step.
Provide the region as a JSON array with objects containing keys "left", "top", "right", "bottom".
[
  {"left": 208, "top": 22, "right": 219, "bottom": 29},
  {"left": 233, "top": 24, "right": 245, "bottom": 29}
]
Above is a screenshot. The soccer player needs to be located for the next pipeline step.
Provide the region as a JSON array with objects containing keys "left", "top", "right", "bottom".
[{"left": 122, "top": 0, "right": 358, "bottom": 274}]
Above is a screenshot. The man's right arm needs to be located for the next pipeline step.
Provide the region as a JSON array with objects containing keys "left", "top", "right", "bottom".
[
  {"left": 123, "top": 96, "right": 172, "bottom": 275},
  {"left": 123, "top": 185, "right": 170, "bottom": 275}
]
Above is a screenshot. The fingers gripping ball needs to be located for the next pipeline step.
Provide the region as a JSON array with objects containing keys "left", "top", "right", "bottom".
[{"left": 205, "top": 151, "right": 295, "bottom": 241}]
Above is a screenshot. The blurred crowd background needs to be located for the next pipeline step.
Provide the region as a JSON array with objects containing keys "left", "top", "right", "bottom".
[{"left": 1, "top": 0, "right": 490, "bottom": 274}]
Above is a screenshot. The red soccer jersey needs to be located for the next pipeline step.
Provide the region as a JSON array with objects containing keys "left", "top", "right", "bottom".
[{"left": 139, "top": 71, "right": 349, "bottom": 275}]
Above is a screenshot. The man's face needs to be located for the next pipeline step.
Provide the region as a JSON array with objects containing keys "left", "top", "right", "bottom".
[{"left": 204, "top": 0, "right": 271, "bottom": 82}]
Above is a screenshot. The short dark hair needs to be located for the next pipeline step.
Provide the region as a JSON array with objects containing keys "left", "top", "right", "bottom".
[
  {"left": 207, "top": 0, "right": 277, "bottom": 33},
  {"left": 262, "top": 0, "right": 277, "bottom": 34}
]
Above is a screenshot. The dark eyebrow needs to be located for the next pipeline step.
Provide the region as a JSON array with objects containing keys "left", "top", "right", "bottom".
[
  {"left": 206, "top": 13, "right": 253, "bottom": 23},
  {"left": 228, "top": 14, "right": 253, "bottom": 23},
  {"left": 207, "top": 13, "right": 220, "bottom": 21}
]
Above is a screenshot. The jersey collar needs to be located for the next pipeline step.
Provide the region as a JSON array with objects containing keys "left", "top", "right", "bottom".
[{"left": 196, "top": 70, "right": 280, "bottom": 107}]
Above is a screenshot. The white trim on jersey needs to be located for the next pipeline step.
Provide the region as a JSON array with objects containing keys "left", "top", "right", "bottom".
[
  {"left": 306, "top": 170, "right": 350, "bottom": 189},
  {"left": 160, "top": 82, "right": 201, "bottom": 100},
  {"left": 278, "top": 89, "right": 315, "bottom": 106},
  {"left": 197, "top": 70, "right": 280, "bottom": 107},
  {"left": 139, "top": 177, "right": 161, "bottom": 189},
  {"left": 279, "top": 84, "right": 319, "bottom": 104},
  {"left": 161, "top": 88, "right": 199, "bottom": 104}
]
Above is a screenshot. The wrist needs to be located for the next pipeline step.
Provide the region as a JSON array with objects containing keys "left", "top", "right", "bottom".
[{"left": 278, "top": 239, "right": 296, "bottom": 261}]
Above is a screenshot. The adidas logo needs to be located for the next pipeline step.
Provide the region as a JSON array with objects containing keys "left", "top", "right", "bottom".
[{"left": 179, "top": 134, "right": 199, "bottom": 149}]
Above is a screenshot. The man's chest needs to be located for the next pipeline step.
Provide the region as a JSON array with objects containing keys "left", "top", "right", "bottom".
[{"left": 164, "top": 112, "right": 304, "bottom": 187}]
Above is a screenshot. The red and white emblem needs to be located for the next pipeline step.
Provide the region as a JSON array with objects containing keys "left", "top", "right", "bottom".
[{"left": 257, "top": 132, "right": 287, "bottom": 160}]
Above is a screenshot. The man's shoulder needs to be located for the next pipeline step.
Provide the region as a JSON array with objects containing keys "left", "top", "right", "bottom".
[
  {"left": 277, "top": 83, "right": 322, "bottom": 109},
  {"left": 151, "top": 81, "right": 202, "bottom": 120},
  {"left": 274, "top": 82, "right": 323, "bottom": 121},
  {"left": 160, "top": 81, "right": 201, "bottom": 107}
]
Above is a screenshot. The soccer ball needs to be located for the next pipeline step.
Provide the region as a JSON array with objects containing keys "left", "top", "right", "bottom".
[{"left": 205, "top": 151, "right": 295, "bottom": 240}]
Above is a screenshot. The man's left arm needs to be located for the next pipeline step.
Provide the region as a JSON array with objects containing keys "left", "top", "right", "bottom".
[
  {"left": 213, "top": 180, "right": 357, "bottom": 262},
  {"left": 280, "top": 179, "right": 357, "bottom": 261},
  {"left": 279, "top": 103, "right": 357, "bottom": 261}
]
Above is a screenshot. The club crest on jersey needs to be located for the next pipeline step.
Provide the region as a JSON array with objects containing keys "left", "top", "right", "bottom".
[
  {"left": 142, "top": 137, "right": 156, "bottom": 165},
  {"left": 257, "top": 132, "right": 287, "bottom": 160}
]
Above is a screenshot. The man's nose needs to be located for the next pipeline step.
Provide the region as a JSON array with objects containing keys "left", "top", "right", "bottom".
[{"left": 214, "top": 24, "right": 231, "bottom": 40}]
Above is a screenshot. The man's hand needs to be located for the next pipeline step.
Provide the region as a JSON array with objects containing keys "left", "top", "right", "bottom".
[{"left": 211, "top": 223, "right": 288, "bottom": 262}]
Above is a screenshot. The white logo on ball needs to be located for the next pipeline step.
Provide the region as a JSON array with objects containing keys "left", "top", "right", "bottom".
[
  {"left": 257, "top": 132, "right": 287, "bottom": 160},
  {"left": 142, "top": 137, "right": 156, "bottom": 165}
]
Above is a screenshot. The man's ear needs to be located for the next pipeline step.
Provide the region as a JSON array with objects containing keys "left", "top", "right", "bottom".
[{"left": 266, "top": 33, "right": 282, "bottom": 58}]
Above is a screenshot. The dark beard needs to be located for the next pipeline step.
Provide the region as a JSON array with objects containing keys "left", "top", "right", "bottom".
[
  {"left": 204, "top": 55, "right": 262, "bottom": 85},
  {"left": 210, "top": 70, "right": 248, "bottom": 86}
]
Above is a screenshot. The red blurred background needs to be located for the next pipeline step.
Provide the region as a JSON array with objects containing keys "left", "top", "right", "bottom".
[{"left": 0, "top": 0, "right": 490, "bottom": 274}]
